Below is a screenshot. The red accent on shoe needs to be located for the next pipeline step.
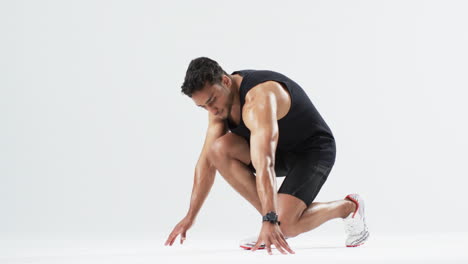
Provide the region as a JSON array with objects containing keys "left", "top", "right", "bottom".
[
  {"left": 346, "top": 243, "right": 364, "bottom": 248},
  {"left": 240, "top": 245, "right": 266, "bottom": 250},
  {"left": 345, "top": 194, "right": 360, "bottom": 218}
]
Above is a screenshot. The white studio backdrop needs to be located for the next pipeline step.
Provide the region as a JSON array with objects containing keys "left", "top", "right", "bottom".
[{"left": 1, "top": 0, "right": 467, "bottom": 242}]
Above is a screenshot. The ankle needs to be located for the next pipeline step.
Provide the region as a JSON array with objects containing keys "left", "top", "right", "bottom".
[{"left": 343, "top": 199, "right": 357, "bottom": 218}]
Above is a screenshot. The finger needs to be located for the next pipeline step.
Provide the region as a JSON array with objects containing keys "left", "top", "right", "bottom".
[
  {"left": 169, "top": 232, "right": 180, "bottom": 246},
  {"left": 279, "top": 237, "right": 295, "bottom": 254},
  {"left": 251, "top": 239, "right": 262, "bottom": 252},
  {"left": 270, "top": 238, "right": 287, "bottom": 255},
  {"left": 278, "top": 240, "right": 291, "bottom": 254},
  {"left": 271, "top": 234, "right": 290, "bottom": 255},
  {"left": 180, "top": 231, "right": 187, "bottom": 244},
  {"left": 266, "top": 243, "right": 272, "bottom": 255},
  {"left": 251, "top": 242, "right": 259, "bottom": 252},
  {"left": 273, "top": 240, "right": 287, "bottom": 255},
  {"left": 165, "top": 231, "right": 177, "bottom": 246}
]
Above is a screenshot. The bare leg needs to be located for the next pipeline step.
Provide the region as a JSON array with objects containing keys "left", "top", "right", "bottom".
[
  {"left": 295, "top": 200, "right": 356, "bottom": 237},
  {"left": 208, "top": 133, "right": 263, "bottom": 213},
  {"left": 277, "top": 194, "right": 355, "bottom": 238},
  {"left": 209, "top": 133, "right": 356, "bottom": 237}
]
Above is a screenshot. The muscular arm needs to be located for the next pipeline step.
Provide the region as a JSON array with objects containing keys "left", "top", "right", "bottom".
[
  {"left": 165, "top": 112, "right": 226, "bottom": 246},
  {"left": 186, "top": 113, "right": 227, "bottom": 219},
  {"left": 240, "top": 82, "right": 294, "bottom": 255},
  {"left": 243, "top": 90, "right": 280, "bottom": 215}
]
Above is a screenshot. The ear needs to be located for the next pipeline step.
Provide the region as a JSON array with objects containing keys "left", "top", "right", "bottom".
[{"left": 222, "top": 74, "right": 231, "bottom": 87}]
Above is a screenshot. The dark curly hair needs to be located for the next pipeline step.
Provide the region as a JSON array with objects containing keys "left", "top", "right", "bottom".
[{"left": 181, "top": 57, "right": 228, "bottom": 97}]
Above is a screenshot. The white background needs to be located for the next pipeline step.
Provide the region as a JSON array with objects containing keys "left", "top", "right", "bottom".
[{"left": 1, "top": 0, "right": 468, "bottom": 247}]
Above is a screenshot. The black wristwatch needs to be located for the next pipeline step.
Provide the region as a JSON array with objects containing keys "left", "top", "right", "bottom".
[{"left": 262, "top": 211, "right": 281, "bottom": 225}]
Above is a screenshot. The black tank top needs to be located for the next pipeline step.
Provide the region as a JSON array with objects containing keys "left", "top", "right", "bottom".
[{"left": 226, "top": 70, "right": 336, "bottom": 165}]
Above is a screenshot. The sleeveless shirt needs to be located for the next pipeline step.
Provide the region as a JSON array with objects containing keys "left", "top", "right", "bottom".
[{"left": 226, "top": 70, "right": 336, "bottom": 166}]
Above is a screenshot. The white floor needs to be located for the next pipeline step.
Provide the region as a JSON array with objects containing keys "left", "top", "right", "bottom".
[{"left": 1, "top": 233, "right": 467, "bottom": 264}]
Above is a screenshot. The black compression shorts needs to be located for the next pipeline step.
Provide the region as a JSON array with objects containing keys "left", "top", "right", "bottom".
[{"left": 247, "top": 149, "right": 335, "bottom": 207}]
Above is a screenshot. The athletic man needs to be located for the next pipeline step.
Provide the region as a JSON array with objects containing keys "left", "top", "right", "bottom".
[{"left": 164, "top": 57, "right": 369, "bottom": 255}]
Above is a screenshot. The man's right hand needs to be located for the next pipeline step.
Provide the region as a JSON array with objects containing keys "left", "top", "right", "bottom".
[{"left": 164, "top": 216, "right": 194, "bottom": 246}]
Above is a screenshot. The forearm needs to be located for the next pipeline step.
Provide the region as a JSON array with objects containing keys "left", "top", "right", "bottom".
[
  {"left": 255, "top": 161, "right": 278, "bottom": 215},
  {"left": 186, "top": 161, "right": 216, "bottom": 220}
]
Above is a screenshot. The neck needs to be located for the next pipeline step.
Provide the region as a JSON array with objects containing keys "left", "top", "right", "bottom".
[
  {"left": 229, "top": 74, "right": 242, "bottom": 107},
  {"left": 227, "top": 74, "right": 242, "bottom": 123}
]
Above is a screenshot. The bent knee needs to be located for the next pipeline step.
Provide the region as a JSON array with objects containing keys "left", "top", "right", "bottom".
[
  {"left": 208, "top": 133, "right": 251, "bottom": 168},
  {"left": 208, "top": 134, "right": 233, "bottom": 164},
  {"left": 279, "top": 222, "right": 299, "bottom": 238}
]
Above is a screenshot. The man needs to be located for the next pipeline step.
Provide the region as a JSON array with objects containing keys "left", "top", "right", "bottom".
[{"left": 164, "top": 57, "right": 369, "bottom": 255}]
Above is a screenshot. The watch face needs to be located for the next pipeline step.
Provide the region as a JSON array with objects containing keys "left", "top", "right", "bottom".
[{"left": 267, "top": 212, "right": 276, "bottom": 220}]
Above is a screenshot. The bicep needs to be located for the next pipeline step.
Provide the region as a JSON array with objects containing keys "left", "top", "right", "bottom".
[{"left": 244, "top": 94, "right": 279, "bottom": 169}]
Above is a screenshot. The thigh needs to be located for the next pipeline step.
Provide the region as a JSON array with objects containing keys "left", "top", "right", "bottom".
[
  {"left": 278, "top": 153, "right": 333, "bottom": 207},
  {"left": 277, "top": 193, "right": 308, "bottom": 225}
]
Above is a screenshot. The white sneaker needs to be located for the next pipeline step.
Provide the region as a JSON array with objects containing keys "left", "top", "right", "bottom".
[{"left": 343, "top": 194, "right": 370, "bottom": 247}]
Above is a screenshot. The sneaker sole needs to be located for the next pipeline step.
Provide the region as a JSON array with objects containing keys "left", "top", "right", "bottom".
[
  {"left": 346, "top": 230, "right": 370, "bottom": 247},
  {"left": 240, "top": 244, "right": 266, "bottom": 250},
  {"left": 346, "top": 243, "right": 364, "bottom": 248}
]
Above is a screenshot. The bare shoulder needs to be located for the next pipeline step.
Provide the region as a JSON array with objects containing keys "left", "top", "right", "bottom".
[{"left": 243, "top": 81, "right": 291, "bottom": 120}]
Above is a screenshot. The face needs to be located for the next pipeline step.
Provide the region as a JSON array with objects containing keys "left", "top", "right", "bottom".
[{"left": 192, "top": 75, "right": 234, "bottom": 120}]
